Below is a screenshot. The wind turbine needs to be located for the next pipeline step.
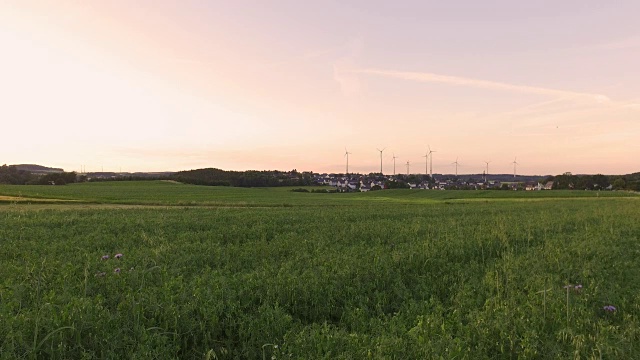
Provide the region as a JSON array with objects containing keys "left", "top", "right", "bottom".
[
  {"left": 376, "top": 147, "right": 385, "bottom": 174},
  {"left": 512, "top": 157, "right": 519, "bottom": 178},
  {"left": 422, "top": 150, "right": 429, "bottom": 175},
  {"left": 428, "top": 145, "right": 436, "bottom": 178},
  {"left": 452, "top": 157, "right": 460, "bottom": 176},
  {"left": 406, "top": 161, "right": 410, "bottom": 176},
  {"left": 344, "top": 148, "right": 352, "bottom": 175},
  {"left": 392, "top": 153, "right": 398, "bottom": 175},
  {"left": 484, "top": 161, "right": 491, "bottom": 181}
]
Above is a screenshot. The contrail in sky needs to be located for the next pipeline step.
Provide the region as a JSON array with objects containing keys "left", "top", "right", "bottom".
[{"left": 355, "top": 68, "right": 611, "bottom": 103}]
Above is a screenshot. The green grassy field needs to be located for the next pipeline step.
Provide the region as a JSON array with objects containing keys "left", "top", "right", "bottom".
[
  {"left": 1, "top": 182, "right": 639, "bottom": 359},
  {"left": 0, "top": 181, "right": 635, "bottom": 206}
]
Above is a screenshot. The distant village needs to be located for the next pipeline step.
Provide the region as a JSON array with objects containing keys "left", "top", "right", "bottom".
[{"left": 310, "top": 173, "right": 560, "bottom": 192}]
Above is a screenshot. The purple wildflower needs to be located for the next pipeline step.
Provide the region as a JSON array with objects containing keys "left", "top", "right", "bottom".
[
  {"left": 563, "top": 284, "right": 572, "bottom": 289},
  {"left": 101, "top": 255, "right": 109, "bottom": 260},
  {"left": 574, "top": 284, "right": 583, "bottom": 290},
  {"left": 603, "top": 305, "right": 616, "bottom": 312},
  {"left": 114, "top": 268, "right": 121, "bottom": 274},
  {"left": 114, "top": 253, "right": 123, "bottom": 259}
]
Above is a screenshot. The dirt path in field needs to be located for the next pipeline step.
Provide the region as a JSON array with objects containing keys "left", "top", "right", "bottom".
[
  {"left": 1, "top": 193, "right": 636, "bottom": 211},
  {"left": 0, "top": 195, "right": 78, "bottom": 203},
  {"left": 0, "top": 202, "right": 279, "bottom": 211},
  {"left": 0, "top": 204, "right": 175, "bottom": 210}
]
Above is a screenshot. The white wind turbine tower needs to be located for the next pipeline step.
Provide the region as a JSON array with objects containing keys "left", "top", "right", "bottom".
[
  {"left": 344, "top": 148, "right": 352, "bottom": 175},
  {"left": 484, "top": 161, "right": 491, "bottom": 181},
  {"left": 376, "top": 148, "right": 385, "bottom": 174},
  {"left": 392, "top": 153, "right": 398, "bottom": 175},
  {"left": 422, "top": 150, "right": 429, "bottom": 176},
  {"left": 406, "top": 161, "right": 410, "bottom": 176},
  {"left": 452, "top": 157, "right": 460, "bottom": 176},
  {"left": 512, "top": 157, "right": 519, "bottom": 178},
  {"left": 428, "top": 145, "right": 436, "bottom": 178}
]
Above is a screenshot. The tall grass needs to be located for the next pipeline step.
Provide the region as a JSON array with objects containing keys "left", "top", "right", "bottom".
[{"left": 0, "top": 186, "right": 639, "bottom": 358}]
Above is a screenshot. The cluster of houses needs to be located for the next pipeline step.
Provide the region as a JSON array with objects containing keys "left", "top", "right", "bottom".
[{"left": 312, "top": 173, "right": 556, "bottom": 192}]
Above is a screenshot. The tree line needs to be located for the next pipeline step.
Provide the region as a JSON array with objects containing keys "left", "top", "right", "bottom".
[
  {"left": 0, "top": 165, "right": 78, "bottom": 185},
  {"left": 2, "top": 164, "right": 639, "bottom": 191},
  {"left": 170, "top": 168, "right": 313, "bottom": 187},
  {"left": 0, "top": 165, "right": 314, "bottom": 187},
  {"left": 546, "top": 173, "right": 640, "bottom": 191}
]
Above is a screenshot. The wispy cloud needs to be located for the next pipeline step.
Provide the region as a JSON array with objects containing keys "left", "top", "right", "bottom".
[
  {"left": 166, "top": 58, "right": 211, "bottom": 66},
  {"left": 349, "top": 67, "right": 639, "bottom": 148},
  {"left": 259, "top": 45, "right": 346, "bottom": 69},
  {"left": 593, "top": 35, "right": 640, "bottom": 50},
  {"left": 622, "top": 102, "right": 640, "bottom": 109},
  {"left": 333, "top": 38, "right": 363, "bottom": 97},
  {"left": 355, "top": 68, "right": 611, "bottom": 104}
]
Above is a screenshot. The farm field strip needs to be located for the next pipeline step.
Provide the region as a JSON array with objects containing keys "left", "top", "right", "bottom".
[
  {"left": 0, "top": 195, "right": 79, "bottom": 203},
  {"left": 0, "top": 181, "right": 636, "bottom": 208}
]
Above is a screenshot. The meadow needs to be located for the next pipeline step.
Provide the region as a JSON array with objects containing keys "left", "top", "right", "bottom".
[
  {"left": 0, "top": 181, "right": 635, "bottom": 206},
  {"left": 1, "top": 182, "right": 639, "bottom": 359}
]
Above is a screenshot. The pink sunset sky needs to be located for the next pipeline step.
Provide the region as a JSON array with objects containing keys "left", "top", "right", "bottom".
[{"left": 1, "top": 1, "right": 639, "bottom": 175}]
